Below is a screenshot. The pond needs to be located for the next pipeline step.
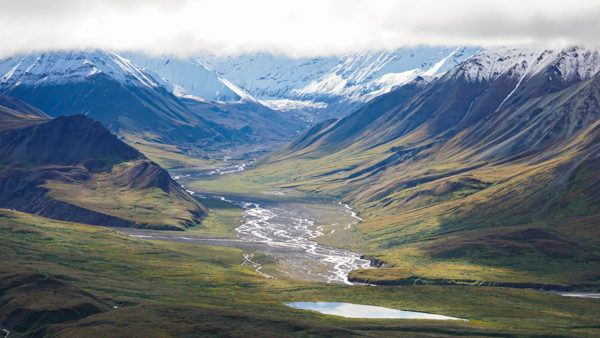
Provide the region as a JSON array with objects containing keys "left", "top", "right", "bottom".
[
  {"left": 286, "top": 302, "right": 466, "bottom": 320},
  {"left": 554, "top": 292, "right": 600, "bottom": 299}
]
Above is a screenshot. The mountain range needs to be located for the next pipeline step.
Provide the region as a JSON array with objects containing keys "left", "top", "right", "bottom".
[
  {"left": 248, "top": 45, "right": 600, "bottom": 287},
  {"left": 196, "top": 46, "right": 478, "bottom": 119},
  {"left": 0, "top": 50, "right": 304, "bottom": 155},
  {"left": 0, "top": 47, "right": 482, "bottom": 147},
  {"left": 0, "top": 46, "right": 499, "bottom": 232}
]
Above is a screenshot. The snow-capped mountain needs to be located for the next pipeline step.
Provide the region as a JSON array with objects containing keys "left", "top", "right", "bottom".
[
  {"left": 123, "top": 53, "right": 256, "bottom": 102},
  {"left": 0, "top": 50, "right": 228, "bottom": 143},
  {"left": 195, "top": 52, "right": 340, "bottom": 100},
  {"left": 0, "top": 50, "right": 305, "bottom": 146},
  {"left": 196, "top": 47, "right": 478, "bottom": 117},
  {"left": 280, "top": 44, "right": 600, "bottom": 155},
  {"left": 449, "top": 46, "right": 600, "bottom": 83},
  {"left": 119, "top": 53, "right": 304, "bottom": 143},
  {"left": 0, "top": 50, "right": 256, "bottom": 104},
  {"left": 0, "top": 50, "right": 161, "bottom": 89},
  {"left": 294, "top": 47, "right": 476, "bottom": 100}
]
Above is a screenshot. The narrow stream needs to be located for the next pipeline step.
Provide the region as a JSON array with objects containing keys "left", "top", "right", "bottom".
[{"left": 226, "top": 197, "right": 371, "bottom": 284}]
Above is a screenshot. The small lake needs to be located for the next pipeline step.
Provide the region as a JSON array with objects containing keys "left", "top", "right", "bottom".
[
  {"left": 286, "top": 302, "right": 466, "bottom": 320},
  {"left": 555, "top": 292, "right": 600, "bottom": 299}
]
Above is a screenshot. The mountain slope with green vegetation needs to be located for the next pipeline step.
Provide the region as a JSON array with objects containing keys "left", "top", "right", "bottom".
[{"left": 194, "top": 47, "right": 600, "bottom": 288}]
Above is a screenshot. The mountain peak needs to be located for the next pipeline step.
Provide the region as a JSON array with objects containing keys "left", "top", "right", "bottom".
[
  {"left": 0, "top": 50, "right": 161, "bottom": 89},
  {"left": 294, "top": 46, "right": 478, "bottom": 102}
]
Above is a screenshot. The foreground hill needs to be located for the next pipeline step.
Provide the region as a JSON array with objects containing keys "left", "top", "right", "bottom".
[
  {"left": 234, "top": 46, "right": 600, "bottom": 287},
  {"left": 3, "top": 210, "right": 598, "bottom": 336},
  {"left": 0, "top": 102, "right": 205, "bottom": 230}
]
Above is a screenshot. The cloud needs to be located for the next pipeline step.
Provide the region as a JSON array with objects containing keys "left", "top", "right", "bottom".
[{"left": 1, "top": 0, "right": 599, "bottom": 57}]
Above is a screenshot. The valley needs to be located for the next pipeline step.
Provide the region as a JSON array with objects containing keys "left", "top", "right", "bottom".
[
  {"left": 191, "top": 46, "right": 600, "bottom": 292},
  {"left": 123, "top": 186, "right": 371, "bottom": 284},
  {"left": 1, "top": 43, "right": 599, "bottom": 337}
]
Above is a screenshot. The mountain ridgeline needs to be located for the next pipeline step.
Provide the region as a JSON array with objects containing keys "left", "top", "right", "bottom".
[
  {"left": 197, "top": 47, "right": 479, "bottom": 118},
  {"left": 0, "top": 93, "right": 49, "bottom": 129},
  {"left": 285, "top": 47, "right": 600, "bottom": 157}
]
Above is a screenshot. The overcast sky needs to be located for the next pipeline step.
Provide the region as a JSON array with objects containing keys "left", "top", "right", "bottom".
[{"left": 1, "top": 0, "right": 599, "bottom": 57}]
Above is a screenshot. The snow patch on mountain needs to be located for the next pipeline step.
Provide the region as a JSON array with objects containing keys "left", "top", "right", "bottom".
[
  {"left": 123, "top": 53, "right": 257, "bottom": 102},
  {"left": 259, "top": 99, "right": 327, "bottom": 111},
  {"left": 422, "top": 47, "right": 465, "bottom": 76},
  {"left": 219, "top": 77, "right": 256, "bottom": 102},
  {"left": 359, "top": 69, "right": 421, "bottom": 101}
]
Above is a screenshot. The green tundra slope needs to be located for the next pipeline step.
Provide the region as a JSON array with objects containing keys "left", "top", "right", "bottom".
[
  {"left": 192, "top": 47, "right": 600, "bottom": 288},
  {"left": 1, "top": 209, "right": 600, "bottom": 337}
]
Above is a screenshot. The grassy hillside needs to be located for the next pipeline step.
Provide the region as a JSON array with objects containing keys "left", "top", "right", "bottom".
[
  {"left": 1, "top": 209, "right": 599, "bottom": 337},
  {"left": 187, "top": 139, "right": 600, "bottom": 287},
  {"left": 43, "top": 160, "right": 205, "bottom": 230}
]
